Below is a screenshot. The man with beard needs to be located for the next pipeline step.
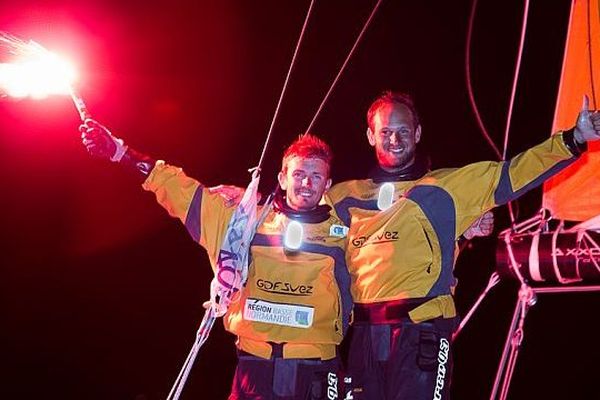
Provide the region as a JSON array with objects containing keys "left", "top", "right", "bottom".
[
  {"left": 81, "top": 122, "right": 352, "bottom": 400},
  {"left": 325, "top": 91, "right": 600, "bottom": 399}
]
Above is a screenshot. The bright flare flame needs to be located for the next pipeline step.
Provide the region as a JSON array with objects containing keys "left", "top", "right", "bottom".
[
  {"left": 0, "top": 52, "right": 77, "bottom": 99},
  {"left": 0, "top": 33, "right": 77, "bottom": 99}
]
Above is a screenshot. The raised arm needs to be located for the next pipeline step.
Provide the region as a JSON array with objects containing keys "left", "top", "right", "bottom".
[
  {"left": 80, "top": 118, "right": 234, "bottom": 267},
  {"left": 439, "top": 96, "right": 600, "bottom": 237}
]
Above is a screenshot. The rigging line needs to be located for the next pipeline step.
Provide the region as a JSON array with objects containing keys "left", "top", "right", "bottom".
[
  {"left": 501, "top": 0, "right": 530, "bottom": 225},
  {"left": 501, "top": 0, "right": 530, "bottom": 161},
  {"left": 305, "top": 0, "right": 383, "bottom": 134},
  {"left": 587, "top": 0, "right": 598, "bottom": 109},
  {"left": 256, "top": 0, "right": 316, "bottom": 171},
  {"left": 465, "top": 0, "right": 502, "bottom": 160}
]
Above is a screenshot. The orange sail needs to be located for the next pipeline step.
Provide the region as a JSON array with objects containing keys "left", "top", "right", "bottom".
[{"left": 543, "top": 0, "right": 600, "bottom": 221}]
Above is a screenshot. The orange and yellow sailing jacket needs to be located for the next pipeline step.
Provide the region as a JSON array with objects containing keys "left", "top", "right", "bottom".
[
  {"left": 326, "top": 133, "right": 579, "bottom": 323},
  {"left": 143, "top": 162, "right": 351, "bottom": 359}
]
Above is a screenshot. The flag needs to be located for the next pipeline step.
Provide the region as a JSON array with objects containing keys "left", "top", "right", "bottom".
[{"left": 210, "top": 169, "right": 261, "bottom": 316}]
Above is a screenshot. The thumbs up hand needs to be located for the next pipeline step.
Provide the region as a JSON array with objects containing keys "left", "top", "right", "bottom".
[{"left": 574, "top": 94, "right": 600, "bottom": 143}]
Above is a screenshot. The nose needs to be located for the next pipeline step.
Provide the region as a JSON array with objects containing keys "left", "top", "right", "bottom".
[
  {"left": 389, "top": 131, "right": 400, "bottom": 144},
  {"left": 301, "top": 176, "right": 312, "bottom": 187}
]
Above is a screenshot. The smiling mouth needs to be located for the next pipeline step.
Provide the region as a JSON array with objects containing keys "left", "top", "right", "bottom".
[
  {"left": 296, "top": 190, "right": 314, "bottom": 198},
  {"left": 388, "top": 146, "right": 405, "bottom": 154}
]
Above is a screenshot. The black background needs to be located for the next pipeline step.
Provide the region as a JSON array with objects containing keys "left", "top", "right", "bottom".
[{"left": 1, "top": 1, "right": 597, "bottom": 399}]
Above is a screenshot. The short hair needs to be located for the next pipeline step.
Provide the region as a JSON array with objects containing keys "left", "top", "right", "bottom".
[
  {"left": 367, "top": 91, "right": 420, "bottom": 130},
  {"left": 281, "top": 133, "right": 332, "bottom": 174}
]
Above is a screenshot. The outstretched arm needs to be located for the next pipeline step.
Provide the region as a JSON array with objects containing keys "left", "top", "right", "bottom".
[
  {"left": 448, "top": 95, "right": 600, "bottom": 236},
  {"left": 80, "top": 118, "right": 232, "bottom": 264}
]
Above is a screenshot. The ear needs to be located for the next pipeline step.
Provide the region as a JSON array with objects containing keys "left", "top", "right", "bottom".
[
  {"left": 367, "top": 127, "right": 376, "bottom": 146},
  {"left": 278, "top": 171, "right": 287, "bottom": 191},
  {"left": 415, "top": 125, "right": 422, "bottom": 143},
  {"left": 325, "top": 178, "right": 332, "bottom": 192}
]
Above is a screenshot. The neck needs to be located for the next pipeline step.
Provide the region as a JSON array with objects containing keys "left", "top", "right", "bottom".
[
  {"left": 369, "top": 153, "right": 429, "bottom": 183},
  {"left": 286, "top": 200, "right": 316, "bottom": 212},
  {"left": 380, "top": 157, "right": 415, "bottom": 174},
  {"left": 274, "top": 192, "right": 330, "bottom": 223}
]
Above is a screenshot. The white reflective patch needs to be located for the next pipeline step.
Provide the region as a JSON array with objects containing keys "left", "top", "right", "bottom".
[
  {"left": 244, "top": 298, "right": 314, "bottom": 328},
  {"left": 330, "top": 224, "right": 349, "bottom": 238},
  {"left": 377, "top": 182, "right": 395, "bottom": 211},
  {"left": 284, "top": 220, "right": 303, "bottom": 250}
]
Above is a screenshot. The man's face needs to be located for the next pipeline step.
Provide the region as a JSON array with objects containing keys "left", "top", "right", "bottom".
[
  {"left": 367, "top": 103, "right": 421, "bottom": 172},
  {"left": 278, "top": 156, "right": 332, "bottom": 211}
]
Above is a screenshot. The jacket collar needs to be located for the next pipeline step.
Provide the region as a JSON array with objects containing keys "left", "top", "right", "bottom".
[
  {"left": 369, "top": 153, "right": 429, "bottom": 183},
  {"left": 273, "top": 190, "right": 331, "bottom": 223}
]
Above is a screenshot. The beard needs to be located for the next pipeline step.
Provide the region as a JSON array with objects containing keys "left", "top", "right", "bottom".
[
  {"left": 288, "top": 190, "right": 319, "bottom": 211},
  {"left": 377, "top": 146, "right": 417, "bottom": 172}
]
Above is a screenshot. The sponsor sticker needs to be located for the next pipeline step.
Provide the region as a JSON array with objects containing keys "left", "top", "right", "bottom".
[
  {"left": 330, "top": 224, "right": 349, "bottom": 238},
  {"left": 244, "top": 298, "right": 314, "bottom": 328}
]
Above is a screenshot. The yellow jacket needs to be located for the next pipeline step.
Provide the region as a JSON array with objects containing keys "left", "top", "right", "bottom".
[
  {"left": 143, "top": 162, "right": 351, "bottom": 359},
  {"left": 326, "top": 133, "right": 578, "bottom": 323}
]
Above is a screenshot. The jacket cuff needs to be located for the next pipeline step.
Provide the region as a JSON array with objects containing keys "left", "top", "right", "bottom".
[
  {"left": 562, "top": 127, "right": 588, "bottom": 156},
  {"left": 120, "top": 148, "right": 157, "bottom": 179}
]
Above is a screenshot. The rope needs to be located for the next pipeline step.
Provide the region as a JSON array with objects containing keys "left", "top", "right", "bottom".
[
  {"left": 457, "top": 1, "right": 533, "bottom": 341},
  {"left": 305, "top": 0, "right": 384, "bottom": 133},
  {"left": 501, "top": 0, "right": 530, "bottom": 226},
  {"left": 453, "top": 272, "right": 500, "bottom": 340},
  {"left": 256, "top": 0, "right": 316, "bottom": 171},
  {"left": 501, "top": 0, "right": 530, "bottom": 161},
  {"left": 166, "top": 310, "right": 216, "bottom": 400},
  {"left": 258, "top": 0, "right": 383, "bottom": 168},
  {"left": 465, "top": 0, "right": 502, "bottom": 160},
  {"left": 466, "top": 0, "right": 531, "bottom": 225}
]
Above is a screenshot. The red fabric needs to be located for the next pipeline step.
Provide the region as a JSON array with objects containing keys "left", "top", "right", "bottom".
[{"left": 543, "top": 0, "right": 600, "bottom": 221}]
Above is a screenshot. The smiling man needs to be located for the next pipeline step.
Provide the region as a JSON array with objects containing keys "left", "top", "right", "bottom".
[
  {"left": 279, "top": 144, "right": 332, "bottom": 212},
  {"left": 326, "top": 91, "right": 600, "bottom": 400},
  {"left": 81, "top": 125, "right": 352, "bottom": 400},
  {"left": 367, "top": 98, "right": 421, "bottom": 173}
]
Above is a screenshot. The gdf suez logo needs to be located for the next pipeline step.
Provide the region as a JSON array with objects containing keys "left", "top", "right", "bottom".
[
  {"left": 351, "top": 231, "right": 399, "bottom": 248},
  {"left": 256, "top": 279, "right": 313, "bottom": 296}
]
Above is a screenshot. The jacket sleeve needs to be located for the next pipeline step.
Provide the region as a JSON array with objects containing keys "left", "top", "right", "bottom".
[
  {"left": 142, "top": 161, "right": 234, "bottom": 268},
  {"left": 437, "top": 132, "right": 579, "bottom": 237}
]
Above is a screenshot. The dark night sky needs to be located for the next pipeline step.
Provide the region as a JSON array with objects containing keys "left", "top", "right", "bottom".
[{"left": 1, "top": 1, "right": 597, "bottom": 399}]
